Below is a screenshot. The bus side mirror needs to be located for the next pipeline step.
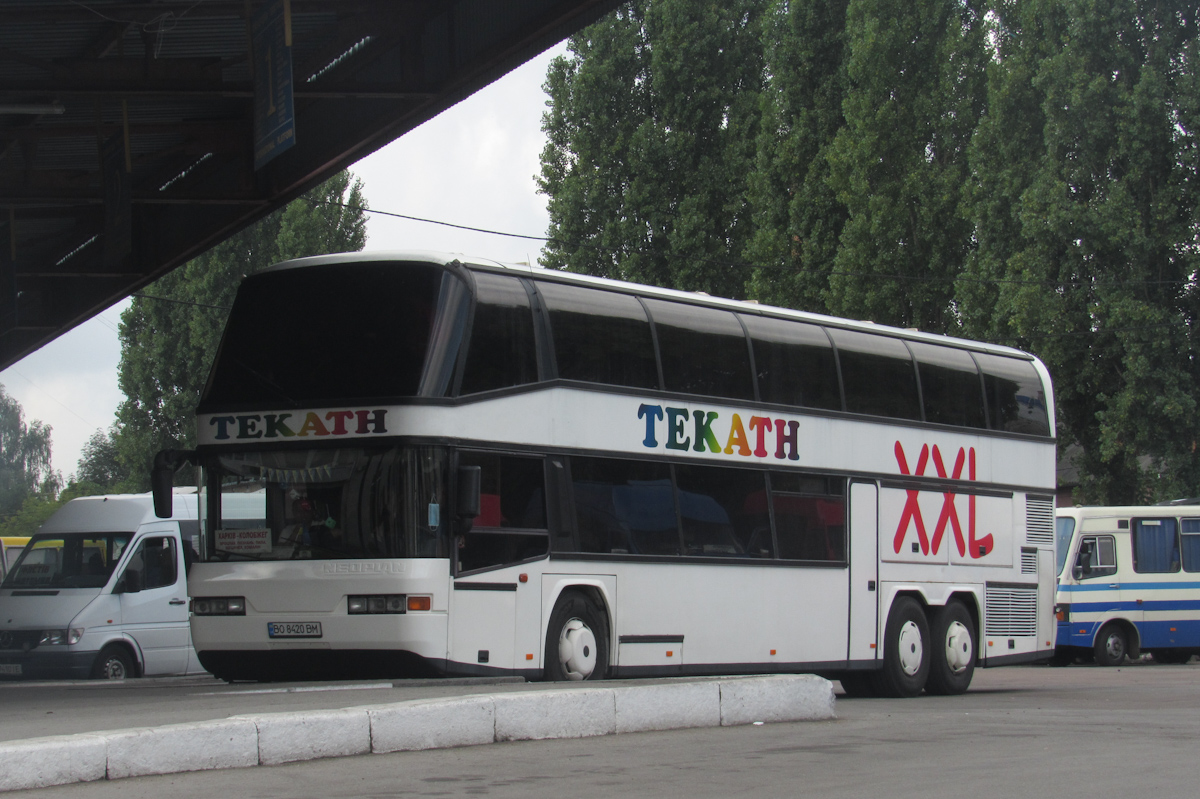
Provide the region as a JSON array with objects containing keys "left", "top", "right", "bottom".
[
  {"left": 152, "top": 449, "right": 195, "bottom": 518},
  {"left": 1073, "top": 541, "right": 1094, "bottom": 580},
  {"left": 456, "top": 466, "right": 481, "bottom": 521}
]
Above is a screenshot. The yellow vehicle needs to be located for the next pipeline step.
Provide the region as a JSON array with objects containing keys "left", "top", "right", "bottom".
[{"left": 0, "top": 537, "right": 32, "bottom": 583}]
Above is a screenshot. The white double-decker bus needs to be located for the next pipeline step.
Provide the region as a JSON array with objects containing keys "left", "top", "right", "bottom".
[{"left": 154, "top": 251, "right": 1057, "bottom": 696}]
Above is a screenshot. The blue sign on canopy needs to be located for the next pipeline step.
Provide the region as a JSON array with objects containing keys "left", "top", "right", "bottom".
[{"left": 252, "top": 0, "right": 296, "bottom": 170}]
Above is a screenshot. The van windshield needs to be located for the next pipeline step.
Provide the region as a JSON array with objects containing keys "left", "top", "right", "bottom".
[
  {"left": 1055, "top": 517, "right": 1076, "bottom": 575},
  {"left": 1, "top": 534, "right": 131, "bottom": 590}
]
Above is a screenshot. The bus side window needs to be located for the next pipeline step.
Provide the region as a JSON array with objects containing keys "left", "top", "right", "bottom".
[
  {"left": 642, "top": 298, "right": 756, "bottom": 402},
  {"left": 458, "top": 273, "right": 539, "bottom": 395},
  {"left": 1181, "top": 519, "right": 1200, "bottom": 572},
  {"left": 1132, "top": 518, "right": 1180, "bottom": 573},
  {"left": 827, "top": 329, "right": 921, "bottom": 421},
  {"left": 456, "top": 452, "right": 549, "bottom": 574},
  {"left": 1075, "top": 535, "right": 1116, "bottom": 579}
]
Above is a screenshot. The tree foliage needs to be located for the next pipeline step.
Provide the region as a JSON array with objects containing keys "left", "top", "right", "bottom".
[
  {"left": 539, "top": 0, "right": 1200, "bottom": 502},
  {"left": 114, "top": 172, "right": 368, "bottom": 488},
  {"left": 0, "top": 384, "right": 60, "bottom": 521}
]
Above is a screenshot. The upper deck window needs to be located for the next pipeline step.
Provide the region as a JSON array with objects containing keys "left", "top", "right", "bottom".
[
  {"left": 202, "top": 262, "right": 449, "bottom": 409},
  {"left": 975, "top": 353, "right": 1050, "bottom": 436},
  {"left": 741, "top": 314, "right": 841, "bottom": 411},
  {"left": 459, "top": 273, "right": 539, "bottom": 395},
  {"left": 539, "top": 282, "right": 658, "bottom": 389},
  {"left": 643, "top": 298, "right": 755, "bottom": 401},
  {"left": 828, "top": 329, "right": 921, "bottom": 421},
  {"left": 908, "top": 341, "right": 987, "bottom": 429}
]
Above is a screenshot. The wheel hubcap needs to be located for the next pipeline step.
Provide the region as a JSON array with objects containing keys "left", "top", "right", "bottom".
[
  {"left": 1105, "top": 633, "right": 1125, "bottom": 661},
  {"left": 103, "top": 658, "right": 126, "bottom": 679},
  {"left": 897, "top": 620, "right": 924, "bottom": 676},
  {"left": 943, "top": 621, "right": 973, "bottom": 674},
  {"left": 558, "top": 618, "right": 597, "bottom": 680}
]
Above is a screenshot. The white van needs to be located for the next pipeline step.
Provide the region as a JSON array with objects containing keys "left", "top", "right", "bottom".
[{"left": 0, "top": 492, "right": 205, "bottom": 680}]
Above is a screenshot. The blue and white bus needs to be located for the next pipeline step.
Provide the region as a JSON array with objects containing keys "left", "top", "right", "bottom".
[
  {"left": 1055, "top": 505, "right": 1200, "bottom": 665},
  {"left": 154, "top": 251, "right": 1058, "bottom": 696}
]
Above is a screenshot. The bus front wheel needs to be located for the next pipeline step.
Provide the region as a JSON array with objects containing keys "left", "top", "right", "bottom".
[
  {"left": 1094, "top": 623, "right": 1128, "bottom": 666},
  {"left": 872, "top": 597, "right": 930, "bottom": 698},
  {"left": 544, "top": 590, "right": 610, "bottom": 681},
  {"left": 925, "top": 601, "right": 975, "bottom": 695}
]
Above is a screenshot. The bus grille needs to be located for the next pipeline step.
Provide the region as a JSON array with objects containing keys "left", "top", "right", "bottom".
[
  {"left": 1020, "top": 548, "right": 1038, "bottom": 575},
  {"left": 1025, "top": 495, "right": 1055, "bottom": 546},
  {"left": 984, "top": 586, "right": 1038, "bottom": 637}
]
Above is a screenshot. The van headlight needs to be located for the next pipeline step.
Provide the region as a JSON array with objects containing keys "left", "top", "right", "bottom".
[{"left": 40, "top": 628, "right": 84, "bottom": 646}]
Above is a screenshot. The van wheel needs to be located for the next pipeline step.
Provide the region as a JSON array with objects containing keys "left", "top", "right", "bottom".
[
  {"left": 91, "top": 646, "right": 134, "bottom": 680},
  {"left": 1094, "top": 624, "right": 1128, "bottom": 666},
  {"left": 926, "top": 601, "right": 975, "bottom": 695},
  {"left": 544, "top": 590, "right": 609, "bottom": 681},
  {"left": 872, "top": 597, "right": 929, "bottom": 697}
]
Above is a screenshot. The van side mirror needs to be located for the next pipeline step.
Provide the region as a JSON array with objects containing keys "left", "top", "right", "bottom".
[
  {"left": 456, "top": 466, "right": 481, "bottom": 521},
  {"left": 152, "top": 449, "right": 195, "bottom": 518}
]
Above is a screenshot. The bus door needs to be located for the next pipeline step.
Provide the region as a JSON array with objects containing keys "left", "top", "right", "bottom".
[{"left": 847, "top": 481, "right": 879, "bottom": 663}]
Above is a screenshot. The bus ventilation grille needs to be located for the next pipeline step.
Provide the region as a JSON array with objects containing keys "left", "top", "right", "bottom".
[
  {"left": 1020, "top": 548, "right": 1038, "bottom": 575},
  {"left": 1025, "top": 495, "right": 1055, "bottom": 546},
  {"left": 984, "top": 586, "right": 1038, "bottom": 638}
]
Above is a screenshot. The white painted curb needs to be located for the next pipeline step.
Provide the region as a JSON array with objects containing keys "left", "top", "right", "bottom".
[{"left": 0, "top": 674, "right": 834, "bottom": 792}]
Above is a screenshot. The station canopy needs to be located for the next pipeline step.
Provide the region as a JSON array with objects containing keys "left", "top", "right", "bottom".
[{"left": 0, "top": 0, "right": 617, "bottom": 370}]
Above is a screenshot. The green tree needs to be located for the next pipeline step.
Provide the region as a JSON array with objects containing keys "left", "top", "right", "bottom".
[
  {"left": 824, "top": 0, "right": 988, "bottom": 332},
  {"left": 961, "top": 0, "right": 1200, "bottom": 502},
  {"left": 114, "top": 171, "right": 368, "bottom": 487},
  {"left": 744, "top": 0, "right": 849, "bottom": 312},
  {"left": 0, "top": 384, "right": 60, "bottom": 520},
  {"left": 539, "top": 0, "right": 766, "bottom": 298},
  {"left": 76, "top": 426, "right": 128, "bottom": 489}
]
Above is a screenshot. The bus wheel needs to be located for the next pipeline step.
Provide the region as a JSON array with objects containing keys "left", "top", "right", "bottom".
[
  {"left": 872, "top": 597, "right": 930, "bottom": 698},
  {"left": 1094, "top": 623, "right": 1128, "bottom": 666},
  {"left": 91, "top": 645, "right": 134, "bottom": 680},
  {"left": 545, "top": 590, "right": 609, "bottom": 681},
  {"left": 926, "top": 601, "right": 975, "bottom": 695}
]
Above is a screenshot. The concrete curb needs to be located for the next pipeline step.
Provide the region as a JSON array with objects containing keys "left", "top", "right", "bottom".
[{"left": 0, "top": 674, "right": 835, "bottom": 792}]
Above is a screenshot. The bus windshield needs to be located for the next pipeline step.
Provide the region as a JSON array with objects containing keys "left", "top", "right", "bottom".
[
  {"left": 1056, "top": 516, "right": 1076, "bottom": 575},
  {"left": 200, "top": 261, "right": 469, "bottom": 410},
  {"left": 207, "top": 446, "right": 448, "bottom": 561},
  {"left": 1, "top": 534, "right": 130, "bottom": 590}
]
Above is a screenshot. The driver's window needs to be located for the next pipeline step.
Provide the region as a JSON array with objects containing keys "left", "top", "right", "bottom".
[
  {"left": 1079, "top": 535, "right": 1117, "bottom": 578},
  {"left": 122, "top": 537, "right": 178, "bottom": 591}
]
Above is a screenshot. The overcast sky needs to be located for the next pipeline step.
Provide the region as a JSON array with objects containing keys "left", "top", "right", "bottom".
[{"left": 0, "top": 43, "right": 567, "bottom": 480}]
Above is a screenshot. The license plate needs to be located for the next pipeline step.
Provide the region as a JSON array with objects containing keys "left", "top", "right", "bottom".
[
  {"left": 267, "top": 622, "right": 322, "bottom": 638},
  {"left": 0, "top": 664, "right": 21, "bottom": 676}
]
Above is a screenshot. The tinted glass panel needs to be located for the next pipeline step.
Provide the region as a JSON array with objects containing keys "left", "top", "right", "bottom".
[
  {"left": 908, "top": 341, "right": 987, "bottom": 428},
  {"left": 2, "top": 534, "right": 130, "bottom": 589},
  {"left": 459, "top": 273, "right": 539, "bottom": 394},
  {"left": 769, "top": 473, "right": 846, "bottom": 561},
  {"left": 539, "top": 282, "right": 658, "bottom": 389},
  {"left": 828, "top": 330, "right": 921, "bottom": 420},
  {"left": 457, "top": 452, "right": 548, "bottom": 574},
  {"left": 975, "top": 353, "right": 1051, "bottom": 436},
  {"left": 1181, "top": 519, "right": 1200, "bottom": 572},
  {"left": 124, "top": 537, "right": 177, "bottom": 591},
  {"left": 1078, "top": 534, "right": 1117, "bottom": 578},
  {"left": 1133, "top": 518, "right": 1180, "bottom": 573},
  {"left": 741, "top": 314, "right": 841, "bottom": 411},
  {"left": 570, "top": 457, "right": 678, "bottom": 555},
  {"left": 675, "top": 465, "right": 773, "bottom": 558},
  {"left": 204, "top": 262, "right": 448, "bottom": 408},
  {"left": 1056, "top": 516, "right": 1076, "bottom": 575},
  {"left": 644, "top": 299, "right": 755, "bottom": 401}
]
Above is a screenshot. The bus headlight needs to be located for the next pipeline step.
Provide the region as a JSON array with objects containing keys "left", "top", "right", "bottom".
[
  {"left": 348, "top": 594, "right": 409, "bottom": 614},
  {"left": 193, "top": 597, "right": 246, "bottom": 616},
  {"left": 40, "top": 628, "right": 84, "bottom": 646}
]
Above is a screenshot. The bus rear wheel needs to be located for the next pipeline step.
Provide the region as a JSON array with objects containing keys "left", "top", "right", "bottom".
[
  {"left": 544, "top": 590, "right": 609, "bottom": 681},
  {"left": 872, "top": 597, "right": 930, "bottom": 698},
  {"left": 925, "top": 601, "right": 975, "bottom": 695}
]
